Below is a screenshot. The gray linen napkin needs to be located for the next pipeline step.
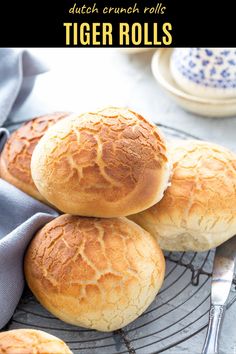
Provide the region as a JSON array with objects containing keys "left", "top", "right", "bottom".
[
  {"left": 0, "top": 50, "right": 56, "bottom": 329},
  {"left": 0, "top": 130, "right": 59, "bottom": 328},
  {"left": 0, "top": 188, "right": 58, "bottom": 329},
  {"left": 0, "top": 48, "right": 47, "bottom": 128}
]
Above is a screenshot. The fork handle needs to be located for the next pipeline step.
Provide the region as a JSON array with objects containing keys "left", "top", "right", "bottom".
[{"left": 202, "top": 304, "right": 226, "bottom": 354}]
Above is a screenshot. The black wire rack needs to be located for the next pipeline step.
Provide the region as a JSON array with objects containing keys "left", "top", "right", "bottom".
[{"left": 3, "top": 123, "right": 236, "bottom": 353}]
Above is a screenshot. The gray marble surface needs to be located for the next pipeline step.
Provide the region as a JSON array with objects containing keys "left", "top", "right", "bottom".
[{"left": 9, "top": 48, "right": 236, "bottom": 354}]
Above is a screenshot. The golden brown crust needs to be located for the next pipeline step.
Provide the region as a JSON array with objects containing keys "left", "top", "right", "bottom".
[
  {"left": 0, "top": 329, "right": 72, "bottom": 354},
  {"left": 129, "top": 140, "right": 236, "bottom": 251},
  {"left": 31, "top": 107, "right": 171, "bottom": 217},
  {"left": 0, "top": 112, "right": 71, "bottom": 202},
  {"left": 24, "top": 215, "right": 165, "bottom": 331}
]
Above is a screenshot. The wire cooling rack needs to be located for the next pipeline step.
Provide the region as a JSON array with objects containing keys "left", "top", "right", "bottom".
[{"left": 3, "top": 123, "right": 236, "bottom": 353}]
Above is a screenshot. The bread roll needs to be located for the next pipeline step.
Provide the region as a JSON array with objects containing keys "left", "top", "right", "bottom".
[
  {"left": 0, "top": 112, "right": 70, "bottom": 202},
  {"left": 129, "top": 140, "right": 236, "bottom": 251},
  {"left": 0, "top": 329, "right": 72, "bottom": 354},
  {"left": 24, "top": 214, "right": 165, "bottom": 331},
  {"left": 31, "top": 107, "right": 171, "bottom": 217}
]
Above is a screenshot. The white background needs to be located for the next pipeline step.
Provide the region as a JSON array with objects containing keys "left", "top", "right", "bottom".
[{"left": 15, "top": 48, "right": 236, "bottom": 150}]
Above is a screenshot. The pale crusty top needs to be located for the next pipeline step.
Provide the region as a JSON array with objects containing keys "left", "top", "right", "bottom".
[
  {"left": 0, "top": 329, "right": 72, "bottom": 354},
  {"left": 24, "top": 215, "right": 165, "bottom": 331},
  {"left": 129, "top": 140, "right": 236, "bottom": 251},
  {"left": 0, "top": 112, "right": 70, "bottom": 201},
  {"left": 31, "top": 107, "right": 170, "bottom": 216}
]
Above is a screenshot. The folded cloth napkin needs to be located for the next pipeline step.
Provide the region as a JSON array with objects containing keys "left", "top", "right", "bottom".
[
  {"left": 0, "top": 48, "right": 48, "bottom": 128},
  {"left": 0, "top": 128, "right": 59, "bottom": 329},
  {"left": 0, "top": 50, "right": 54, "bottom": 328}
]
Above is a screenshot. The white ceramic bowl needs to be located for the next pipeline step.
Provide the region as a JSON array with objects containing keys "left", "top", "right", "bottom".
[
  {"left": 151, "top": 49, "right": 236, "bottom": 118},
  {"left": 170, "top": 48, "right": 236, "bottom": 99}
]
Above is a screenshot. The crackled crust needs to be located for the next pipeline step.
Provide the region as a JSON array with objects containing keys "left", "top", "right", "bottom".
[
  {"left": 0, "top": 329, "right": 72, "bottom": 354},
  {"left": 129, "top": 140, "right": 236, "bottom": 251},
  {"left": 31, "top": 107, "right": 171, "bottom": 217},
  {"left": 24, "top": 215, "right": 165, "bottom": 331},
  {"left": 0, "top": 112, "right": 71, "bottom": 202}
]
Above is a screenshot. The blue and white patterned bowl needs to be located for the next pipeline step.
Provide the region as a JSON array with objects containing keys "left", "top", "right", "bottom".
[
  {"left": 151, "top": 49, "right": 236, "bottom": 117},
  {"left": 170, "top": 48, "right": 236, "bottom": 99}
]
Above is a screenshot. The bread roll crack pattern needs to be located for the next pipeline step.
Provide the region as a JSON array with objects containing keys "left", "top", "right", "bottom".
[
  {"left": 24, "top": 215, "right": 165, "bottom": 332},
  {"left": 129, "top": 140, "right": 236, "bottom": 251},
  {"left": 31, "top": 107, "right": 171, "bottom": 217},
  {"left": 0, "top": 112, "right": 71, "bottom": 202},
  {"left": 0, "top": 329, "right": 72, "bottom": 354}
]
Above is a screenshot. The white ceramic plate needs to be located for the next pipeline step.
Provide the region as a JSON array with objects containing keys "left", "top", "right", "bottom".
[{"left": 151, "top": 49, "right": 236, "bottom": 118}]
